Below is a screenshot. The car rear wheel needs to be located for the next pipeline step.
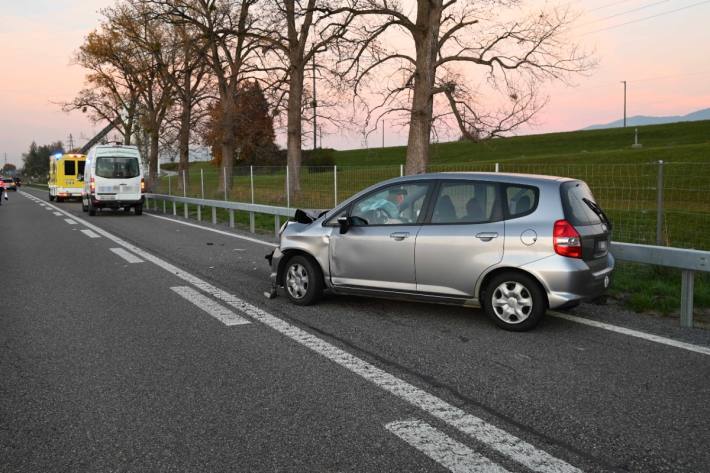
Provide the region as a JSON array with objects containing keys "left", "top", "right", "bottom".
[
  {"left": 134, "top": 204, "right": 143, "bottom": 216},
  {"left": 484, "top": 272, "right": 546, "bottom": 331},
  {"left": 283, "top": 255, "right": 323, "bottom": 306},
  {"left": 48, "top": 193, "right": 55, "bottom": 202},
  {"left": 88, "top": 201, "right": 96, "bottom": 216}
]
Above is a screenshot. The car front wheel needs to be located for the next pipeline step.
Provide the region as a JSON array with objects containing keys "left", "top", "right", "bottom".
[
  {"left": 484, "top": 272, "right": 546, "bottom": 331},
  {"left": 283, "top": 255, "right": 324, "bottom": 306}
]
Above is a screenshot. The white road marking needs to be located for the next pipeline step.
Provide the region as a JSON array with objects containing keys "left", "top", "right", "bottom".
[
  {"left": 45, "top": 207, "right": 53, "bottom": 210},
  {"left": 64, "top": 219, "right": 77, "bottom": 225},
  {"left": 53, "top": 212, "right": 62, "bottom": 216},
  {"left": 25, "top": 194, "right": 581, "bottom": 473},
  {"left": 80, "top": 229, "right": 100, "bottom": 239},
  {"left": 145, "top": 213, "right": 277, "bottom": 247},
  {"left": 171, "top": 286, "right": 250, "bottom": 326},
  {"left": 549, "top": 311, "right": 710, "bottom": 357},
  {"left": 109, "top": 248, "right": 144, "bottom": 264},
  {"left": 386, "top": 419, "right": 510, "bottom": 473}
]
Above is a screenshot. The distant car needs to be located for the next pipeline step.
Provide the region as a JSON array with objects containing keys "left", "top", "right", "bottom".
[
  {"left": 267, "top": 172, "right": 614, "bottom": 331},
  {"left": 2, "top": 178, "right": 16, "bottom": 191}
]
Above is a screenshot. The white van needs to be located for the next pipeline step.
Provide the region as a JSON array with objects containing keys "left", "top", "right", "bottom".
[{"left": 81, "top": 144, "right": 145, "bottom": 216}]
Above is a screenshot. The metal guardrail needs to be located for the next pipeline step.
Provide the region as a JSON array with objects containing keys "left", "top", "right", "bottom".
[
  {"left": 610, "top": 243, "right": 708, "bottom": 328},
  {"left": 145, "top": 193, "right": 709, "bottom": 329}
]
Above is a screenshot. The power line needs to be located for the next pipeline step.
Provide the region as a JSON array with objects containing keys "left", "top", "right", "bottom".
[
  {"left": 577, "top": 0, "right": 672, "bottom": 27},
  {"left": 582, "top": 0, "right": 710, "bottom": 35},
  {"left": 587, "top": 0, "right": 637, "bottom": 13}
]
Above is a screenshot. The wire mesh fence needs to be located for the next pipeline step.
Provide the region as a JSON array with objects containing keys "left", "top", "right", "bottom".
[{"left": 153, "top": 161, "right": 710, "bottom": 251}]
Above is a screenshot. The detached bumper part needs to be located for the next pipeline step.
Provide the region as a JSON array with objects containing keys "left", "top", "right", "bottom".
[{"left": 264, "top": 250, "right": 279, "bottom": 299}]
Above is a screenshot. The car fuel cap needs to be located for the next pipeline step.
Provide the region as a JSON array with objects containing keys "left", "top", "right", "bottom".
[{"left": 521, "top": 229, "right": 537, "bottom": 246}]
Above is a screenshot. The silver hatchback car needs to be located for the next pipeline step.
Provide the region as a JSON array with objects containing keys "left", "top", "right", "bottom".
[{"left": 267, "top": 173, "right": 614, "bottom": 331}]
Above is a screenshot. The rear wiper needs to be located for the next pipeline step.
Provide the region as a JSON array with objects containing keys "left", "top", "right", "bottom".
[{"left": 582, "top": 198, "right": 612, "bottom": 230}]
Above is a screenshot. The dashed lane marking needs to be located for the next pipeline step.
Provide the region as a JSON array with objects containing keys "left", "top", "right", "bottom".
[
  {"left": 109, "top": 248, "right": 144, "bottom": 264},
  {"left": 171, "top": 286, "right": 250, "bottom": 326},
  {"left": 80, "top": 229, "right": 100, "bottom": 239},
  {"left": 64, "top": 219, "right": 77, "bottom": 225}
]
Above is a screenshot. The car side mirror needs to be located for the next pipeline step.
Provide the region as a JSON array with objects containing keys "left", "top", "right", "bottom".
[
  {"left": 77, "top": 175, "right": 84, "bottom": 182},
  {"left": 337, "top": 216, "right": 350, "bottom": 234}
]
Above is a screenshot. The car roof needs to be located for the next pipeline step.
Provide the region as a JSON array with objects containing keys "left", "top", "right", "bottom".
[{"left": 390, "top": 172, "right": 573, "bottom": 186}]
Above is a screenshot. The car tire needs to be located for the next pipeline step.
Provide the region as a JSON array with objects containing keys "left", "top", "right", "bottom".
[
  {"left": 88, "top": 201, "right": 96, "bottom": 216},
  {"left": 56, "top": 196, "right": 63, "bottom": 203},
  {"left": 283, "top": 255, "right": 324, "bottom": 306},
  {"left": 134, "top": 204, "right": 143, "bottom": 216},
  {"left": 81, "top": 201, "right": 88, "bottom": 212},
  {"left": 49, "top": 193, "right": 55, "bottom": 202},
  {"left": 483, "top": 272, "right": 546, "bottom": 331}
]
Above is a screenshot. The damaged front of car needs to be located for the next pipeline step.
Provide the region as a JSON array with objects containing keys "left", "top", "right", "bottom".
[{"left": 264, "top": 209, "right": 332, "bottom": 299}]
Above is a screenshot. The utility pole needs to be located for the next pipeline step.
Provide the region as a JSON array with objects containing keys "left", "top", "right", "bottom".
[
  {"left": 312, "top": 50, "right": 317, "bottom": 151},
  {"left": 68, "top": 134, "right": 75, "bottom": 151},
  {"left": 621, "top": 80, "right": 627, "bottom": 128}
]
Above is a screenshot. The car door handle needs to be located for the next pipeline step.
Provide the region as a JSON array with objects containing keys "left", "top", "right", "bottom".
[
  {"left": 475, "top": 232, "right": 499, "bottom": 241},
  {"left": 389, "top": 232, "right": 410, "bottom": 241}
]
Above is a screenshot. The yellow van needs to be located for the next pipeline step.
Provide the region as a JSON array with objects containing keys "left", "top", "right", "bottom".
[{"left": 49, "top": 153, "right": 86, "bottom": 202}]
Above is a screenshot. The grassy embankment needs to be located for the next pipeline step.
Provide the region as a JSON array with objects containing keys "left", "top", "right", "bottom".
[{"left": 159, "top": 120, "right": 710, "bottom": 316}]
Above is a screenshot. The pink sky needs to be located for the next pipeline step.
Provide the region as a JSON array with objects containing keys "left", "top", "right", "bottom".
[{"left": 1, "top": 0, "right": 709, "bottom": 167}]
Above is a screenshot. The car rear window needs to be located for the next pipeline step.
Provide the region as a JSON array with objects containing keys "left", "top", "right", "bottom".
[
  {"left": 64, "top": 160, "right": 76, "bottom": 175},
  {"left": 96, "top": 157, "right": 140, "bottom": 179},
  {"left": 560, "top": 180, "right": 602, "bottom": 226}
]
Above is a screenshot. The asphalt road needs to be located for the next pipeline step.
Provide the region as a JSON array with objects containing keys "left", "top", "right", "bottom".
[{"left": 1, "top": 187, "right": 709, "bottom": 473}]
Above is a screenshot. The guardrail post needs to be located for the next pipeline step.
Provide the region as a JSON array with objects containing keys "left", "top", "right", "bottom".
[
  {"left": 275, "top": 215, "right": 280, "bottom": 238},
  {"left": 400, "top": 164, "right": 404, "bottom": 177},
  {"left": 212, "top": 206, "right": 217, "bottom": 225},
  {"left": 162, "top": 200, "right": 166, "bottom": 214},
  {"left": 656, "top": 160, "right": 665, "bottom": 245},
  {"left": 173, "top": 201, "right": 177, "bottom": 216},
  {"left": 334, "top": 165, "right": 338, "bottom": 207},
  {"left": 229, "top": 210, "right": 235, "bottom": 228},
  {"left": 680, "top": 270, "right": 695, "bottom": 328},
  {"left": 197, "top": 203, "right": 202, "bottom": 221},
  {"left": 495, "top": 162, "right": 500, "bottom": 172}
]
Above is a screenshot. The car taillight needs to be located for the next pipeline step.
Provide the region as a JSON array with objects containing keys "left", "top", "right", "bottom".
[
  {"left": 90, "top": 177, "right": 95, "bottom": 193},
  {"left": 141, "top": 178, "right": 145, "bottom": 192},
  {"left": 553, "top": 219, "right": 582, "bottom": 258}
]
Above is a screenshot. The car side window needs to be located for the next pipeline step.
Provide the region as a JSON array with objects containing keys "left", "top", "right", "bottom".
[
  {"left": 431, "top": 181, "right": 499, "bottom": 224},
  {"left": 350, "top": 182, "right": 431, "bottom": 225},
  {"left": 506, "top": 185, "right": 538, "bottom": 218}
]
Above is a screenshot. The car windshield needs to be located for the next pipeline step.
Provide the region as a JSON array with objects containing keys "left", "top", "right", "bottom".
[{"left": 95, "top": 156, "right": 140, "bottom": 179}]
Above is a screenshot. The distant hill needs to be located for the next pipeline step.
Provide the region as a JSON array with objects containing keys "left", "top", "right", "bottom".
[{"left": 584, "top": 107, "right": 710, "bottom": 130}]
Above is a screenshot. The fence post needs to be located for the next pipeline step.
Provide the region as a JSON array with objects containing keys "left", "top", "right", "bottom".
[
  {"left": 200, "top": 168, "right": 204, "bottom": 200},
  {"left": 168, "top": 175, "right": 172, "bottom": 195},
  {"left": 680, "top": 270, "right": 695, "bottom": 328},
  {"left": 495, "top": 162, "right": 500, "bottom": 172},
  {"left": 400, "top": 164, "right": 404, "bottom": 177},
  {"left": 334, "top": 165, "right": 338, "bottom": 207},
  {"left": 224, "top": 167, "right": 228, "bottom": 201},
  {"left": 656, "top": 160, "right": 665, "bottom": 245},
  {"left": 286, "top": 165, "right": 290, "bottom": 208},
  {"left": 250, "top": 165, "right": 255, "bottom": 233},
  {"left": 183, "top": 170, "right": 188, "bottom": 219}
]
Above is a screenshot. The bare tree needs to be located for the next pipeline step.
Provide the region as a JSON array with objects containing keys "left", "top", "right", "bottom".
[
  {"left": 248, "top": 1, "right": 355, "bottom": 195},
  {"left": 63, "top": 24, "right": 143, "bottom": 146},
  {"left": 336, "top": 1, "right": 593, "bottom": 174},
  {"left": 142, "top": 0, "right": 261, "bottom": 192}
]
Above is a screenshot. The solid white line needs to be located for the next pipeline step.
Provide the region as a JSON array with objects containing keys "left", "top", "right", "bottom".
[
  {"left": 24, "top": 191, "right": 581, "bottom": 473},
  {"left": 64, "top": 219, "right": 77, "bottom": 225},
  {"left": 53, "top": 212, "right": 62, "bottom": 216},
  {"left": 145, "top": 212, "right": 277, "bottom": 247},
  {"left": 109, "top": 248, "right": 144, "bottom": 264},
  {"left": 171, "top": 286, "right": 250, "bottom": 326},
  {"left": 549, "top": 311, "right": 710, "bottom": 357},
  {"left": 80, "top": 229, "right": 100, "bottom": 239},
  {"left": 386, "top": 419, "right": 510, "bottom": 473}
]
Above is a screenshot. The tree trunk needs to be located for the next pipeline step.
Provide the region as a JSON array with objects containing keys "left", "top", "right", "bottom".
[
  {"left": 177, "top": 96, "right": 191, "bottom": 192},
  {"left": 404, "top": 0, "right": 443, "bottom": 175},
  {"left": 286, "top": 65, "right": 304, "bottom": 197},
  {"left": 218, "top": 88, "right": 236, "bottom": 195},
  {"left": 148, "top": 128, "right": 160, "bottom": 191}
]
